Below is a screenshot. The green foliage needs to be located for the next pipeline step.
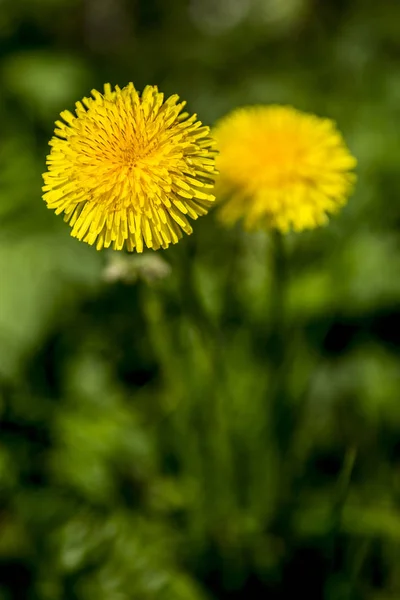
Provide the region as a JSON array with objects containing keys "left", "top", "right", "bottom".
[{"left": 1, "top": 1, "right": 400, "bottom": 598}]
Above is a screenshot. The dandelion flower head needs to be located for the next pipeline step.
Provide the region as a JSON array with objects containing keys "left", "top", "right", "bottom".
[
  {"left": 214, "top": 105, "right": 356, "bottom": 232},
  {"left": 42, "top": 83, "right": 217, "bottom": 251}
]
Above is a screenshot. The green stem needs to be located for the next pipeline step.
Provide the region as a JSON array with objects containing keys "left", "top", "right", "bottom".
[
  {"left": 269, "top": 231, "right": 297, "bottom": 545},
  {"left": 271, "top": 230, "right": 287, "bottom": 350},
  {"left": 270, "top": 231, "right": 291, "bottom": 455}
]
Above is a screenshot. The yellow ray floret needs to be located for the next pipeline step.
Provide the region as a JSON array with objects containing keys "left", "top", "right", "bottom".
[
  {"left": 213, "top": 105, "right": 357, "bottom": 232},
  {"left": 42, "top": 83, "right": 217, "bottom": 251}
]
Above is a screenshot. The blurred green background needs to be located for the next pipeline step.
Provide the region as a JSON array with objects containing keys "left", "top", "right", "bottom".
[{"left": 1, "top": 0, "right": 400, "bottom": 598}]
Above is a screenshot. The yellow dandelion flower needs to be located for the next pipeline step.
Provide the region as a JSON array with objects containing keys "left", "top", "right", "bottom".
[
  {"left": 214, "top": 105, "right": 356, "bottom": 232},
  {"left": 42, "top": 83, "right": 217, "bottom": 251}
]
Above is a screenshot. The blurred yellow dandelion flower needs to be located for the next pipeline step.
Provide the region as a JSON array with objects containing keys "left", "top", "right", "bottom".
[
  {"left": 42, "top": 83, "right": 217, "bottom": 251},
  {"left": 214, "top": 105, "right": 356, "bottom": 232}
]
